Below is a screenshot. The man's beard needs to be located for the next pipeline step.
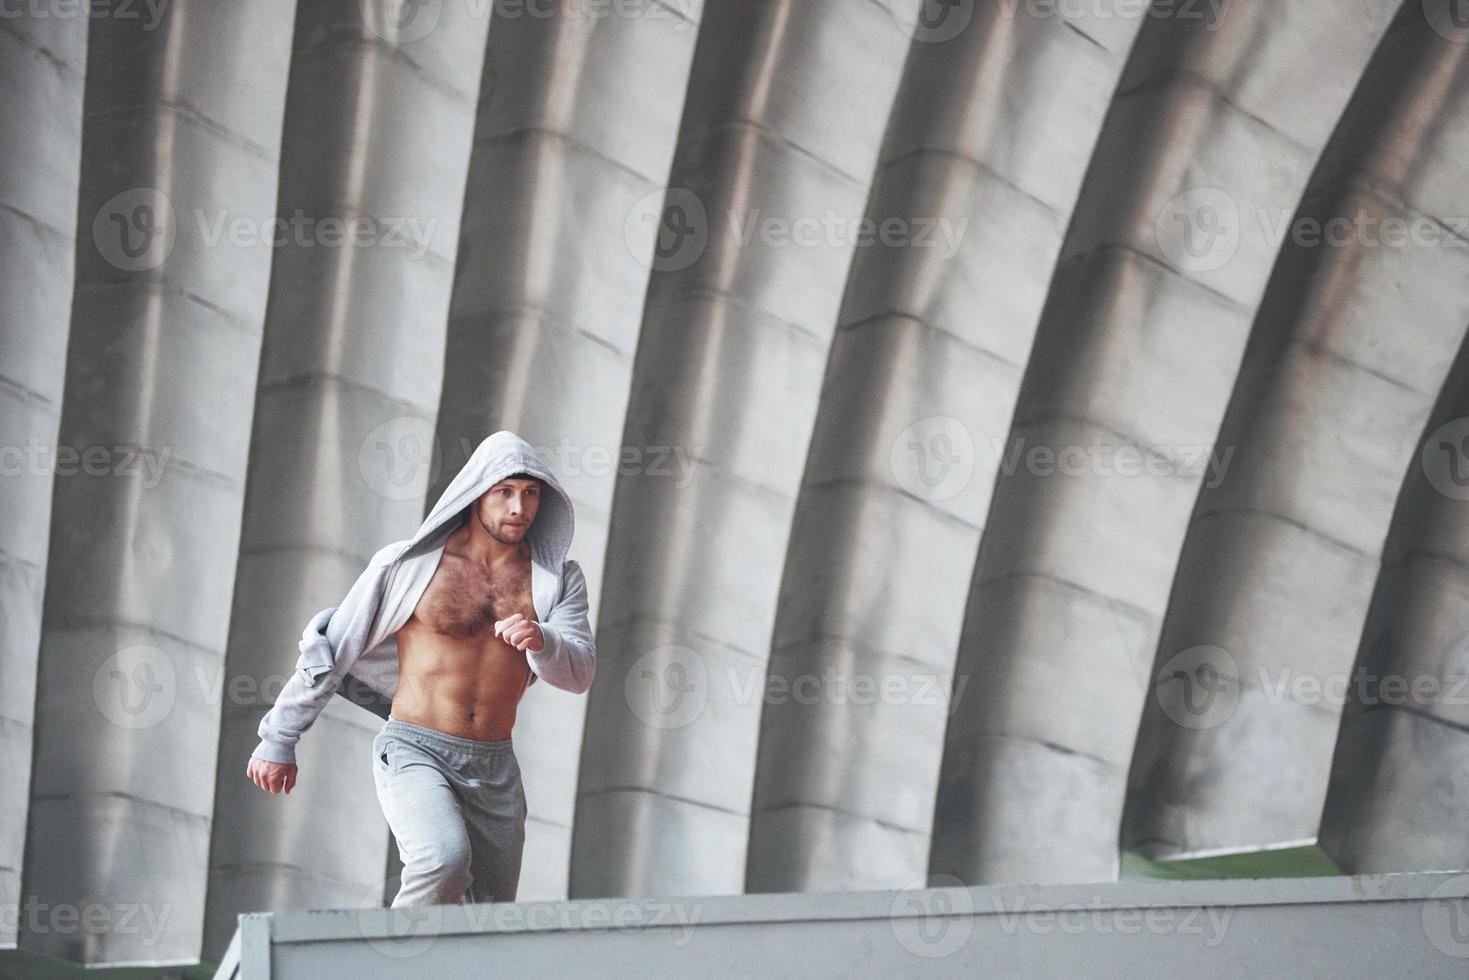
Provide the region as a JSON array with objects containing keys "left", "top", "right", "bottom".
[{"left": 478, "top": 513, "right": 526, "bottom": 546}]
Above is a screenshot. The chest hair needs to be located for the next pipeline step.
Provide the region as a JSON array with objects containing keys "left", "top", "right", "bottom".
[{"left": 417, "top": 556, "right": 533, "bottom": 638}]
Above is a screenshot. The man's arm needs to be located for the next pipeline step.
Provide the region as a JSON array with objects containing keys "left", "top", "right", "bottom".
[
  {"left": 251, "top": 543, "right": 399, "bottom": 766},
  {"left": 251, "top": 643, "right": 347, "bottom": 766},
  {"left": 526, "top": 559, "right": 596, "bottom": 694}
]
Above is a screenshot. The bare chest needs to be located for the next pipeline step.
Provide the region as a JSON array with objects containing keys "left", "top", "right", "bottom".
[{"left": 411, "top": 555, "right": 535, "bottom": 638}]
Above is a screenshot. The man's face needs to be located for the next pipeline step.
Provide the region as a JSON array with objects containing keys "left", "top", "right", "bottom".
[{"left": 475, "top": 478, "right": 541, "bottom": 545}]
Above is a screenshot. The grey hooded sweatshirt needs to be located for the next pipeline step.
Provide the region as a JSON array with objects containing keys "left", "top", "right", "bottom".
[{"left": 251, "top": 430, "right": 596, "bottom": 766}]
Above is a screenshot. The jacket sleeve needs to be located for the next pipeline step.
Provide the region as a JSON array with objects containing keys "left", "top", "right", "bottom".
[
  {"left": 251, "top": 544, "right": 398, "bottom": 765},
  {"left": 526, "top": 559, "right": 596, "bottom": 694},
  {"left": 250, "top": 647, "right": 344, "bottom": 765}
]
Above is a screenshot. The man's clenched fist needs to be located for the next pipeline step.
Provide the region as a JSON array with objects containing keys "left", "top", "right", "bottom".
[
  {"left": 495, "top": 613, "right": 545, "bottom": 652},
  {"left": 247, "top": 756, "right": 298, "bottom": 794}
]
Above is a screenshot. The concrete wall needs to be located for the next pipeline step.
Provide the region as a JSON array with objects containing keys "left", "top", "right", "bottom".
[{"left": 4, "top": 0, "right": 1469, "bottom": 970}]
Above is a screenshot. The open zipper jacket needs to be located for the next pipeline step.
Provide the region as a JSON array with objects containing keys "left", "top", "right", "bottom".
[{"left": 252, "top": 430, "right": 596, "bottom": 765}]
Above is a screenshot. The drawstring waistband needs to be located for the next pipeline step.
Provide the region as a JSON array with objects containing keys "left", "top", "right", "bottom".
[{"left": 384, "top": 715, "right": 514, "bottom": 757}]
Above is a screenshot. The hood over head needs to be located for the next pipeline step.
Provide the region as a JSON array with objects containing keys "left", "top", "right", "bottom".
[{"left": 397, "top": 430, "right": 575, "bottom": 571}]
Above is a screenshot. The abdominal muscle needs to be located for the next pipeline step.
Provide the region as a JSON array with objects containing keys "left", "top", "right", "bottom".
[{"left": 387, "top": 550, "right": 534, "bottom": 741}]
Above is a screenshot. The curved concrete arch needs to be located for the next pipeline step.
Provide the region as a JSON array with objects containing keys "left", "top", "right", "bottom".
[
  {"left": 0, "top": 10, "right": 88, "bottom": 953},
  {"left": 26, "top": 3, "right": 295, "bottom": 967},
  {"left": 205, "top": 0, "right": 489, "bottom": 959},
  {"left": 1320, "top": 332, "right": 1469, "bottom": 873},
  {"left": 929, "top": 0, "right": 1398, "bottom": 887},
  {"left": 744, "top": 4, "right": 1146, "bottom": 894},
  {"left": 428, "top": 0, "right": 703, "bottom": 901},
  {"left": 569, "top": 0, "right": 914, "bottom": 899},
  {"left": 1124, "top": 6, "right": 1469, "bottom": 865},
  {"left": 11, "top": 1, "right": 1469, "bottom": 971}
]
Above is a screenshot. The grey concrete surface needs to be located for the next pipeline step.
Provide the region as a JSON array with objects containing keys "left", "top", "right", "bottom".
[
  {"left": 428, "top": 0, "right": 702, "bottom": 903},
  {"left": 932, "top": 0, "right": 1399, "bottom": 887},
  {"left": 25, "top": 2, "right": 295, "bottom": 966},
  {"left": 1125, "top": 6, "right": 1469, "bottom": 864},
  {"left": 214, "top": 872, "right": 1469, "bottom": 979},
  {"left": 5, "top": 0, "right": 1469, "bottom": 971},
  {"left": 203, "top": 0, "right": 491, "bottom": 960},
  {"left": 0, "top": 7, "right": 88, "bottom": 954}
]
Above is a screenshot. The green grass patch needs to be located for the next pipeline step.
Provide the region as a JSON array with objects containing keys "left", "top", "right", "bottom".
[{"left": 1121, "top": 844, "right": 1343, "bottom": 882}]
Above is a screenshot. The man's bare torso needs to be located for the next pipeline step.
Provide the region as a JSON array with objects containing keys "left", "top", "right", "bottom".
[{"left": 389, "top": 525, "right": 535, "bottom": 740}]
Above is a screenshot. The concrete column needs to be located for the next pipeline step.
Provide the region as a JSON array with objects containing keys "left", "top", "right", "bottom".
[
  {"left": 930, "top": 0, "right": 1398, "bottom": 887},
  {"left": 0, "top": 7, "right": 88, "bottom": 952},
  {"left": 27, "top": 1, "right": 294, "bottom": 966},
  {"left": 570, "top": 0, "right": 912, "bottom": 899},
  {"left": 1125, "top": 4, "right": 1469, "bottom": 866},
  {"left": 746, "top": 3, "right": 1145, "bottom": 894},
  {"left": 205, "top": 0, "right": 489, "bottom": 959},
  {"left": 428, "top": 0, "right": 703, "bottom": 900}
]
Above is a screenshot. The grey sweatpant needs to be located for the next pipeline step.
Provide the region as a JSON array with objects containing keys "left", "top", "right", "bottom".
[{"left": 372, "top": 715, "right": 527, "bottom": 907}]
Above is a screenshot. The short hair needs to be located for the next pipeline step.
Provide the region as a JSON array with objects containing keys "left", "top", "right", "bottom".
[{"left": 501, "top": 472, "right": 542, "bottom": 485}]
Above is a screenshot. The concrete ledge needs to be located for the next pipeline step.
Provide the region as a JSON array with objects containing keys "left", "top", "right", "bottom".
[{"left": 217, "top": 872, "right": 1469, "bottom": 978}]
